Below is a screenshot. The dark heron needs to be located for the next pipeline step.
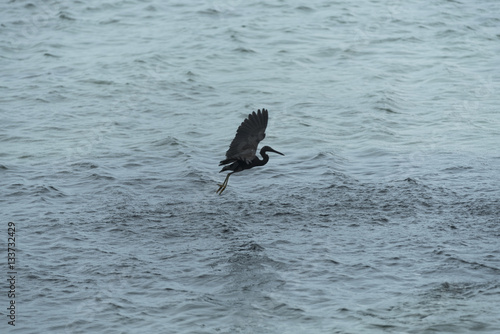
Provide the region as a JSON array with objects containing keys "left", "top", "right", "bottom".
[{"left": 216, "top": 108, "right": 284, "bottom": 195}]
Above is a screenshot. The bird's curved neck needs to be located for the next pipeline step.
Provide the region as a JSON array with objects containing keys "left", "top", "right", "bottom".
[{"left": 256, "top": 150, "right": 270, "bottom": 166}]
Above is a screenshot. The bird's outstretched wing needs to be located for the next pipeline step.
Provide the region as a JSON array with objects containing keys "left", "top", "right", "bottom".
[{"left": 224, "top": 108, "right": 268, "bottom": 163}]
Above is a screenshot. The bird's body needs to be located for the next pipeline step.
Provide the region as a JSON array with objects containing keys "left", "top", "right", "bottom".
[{"left": 216, "top": 109, "right": 284, "bottom": 195}]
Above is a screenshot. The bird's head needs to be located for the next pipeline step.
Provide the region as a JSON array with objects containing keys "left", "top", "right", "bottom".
[{"left": 261, "top": 146, "right": 284, "bottom": 156}]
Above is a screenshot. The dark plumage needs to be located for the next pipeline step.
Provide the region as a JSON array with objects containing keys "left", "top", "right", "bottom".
[{"left": 216, "top": 108, "right": 284, "bottom": 195}]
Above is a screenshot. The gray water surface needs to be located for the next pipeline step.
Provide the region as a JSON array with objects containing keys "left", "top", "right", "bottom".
[{"left": 1, "top": 1, "right": 500, "bottom": 333}]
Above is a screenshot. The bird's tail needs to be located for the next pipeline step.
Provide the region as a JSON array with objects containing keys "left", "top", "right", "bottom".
[
  {"left": 219, "top": 164, "right": 232, "bottom": 173},
  {"left": 219, "top": 158, "right": 235, "bottom": 166}
]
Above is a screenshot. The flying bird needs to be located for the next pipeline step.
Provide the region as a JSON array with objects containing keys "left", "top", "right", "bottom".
[{"left": 216, "top": 108, "right": 284, "bottom": 195}]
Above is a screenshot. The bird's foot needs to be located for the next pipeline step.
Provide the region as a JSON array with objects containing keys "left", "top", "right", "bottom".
[
  {"left": 216, "top": 173, "right": 231, "bottom": 195},
  {"left": 216, "top": 183, "right": 227, "bottom": 195}
]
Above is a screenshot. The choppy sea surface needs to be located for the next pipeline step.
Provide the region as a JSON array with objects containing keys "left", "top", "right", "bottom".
[{"left": 1, "top": 1, "right": 500, "bottom": 333}]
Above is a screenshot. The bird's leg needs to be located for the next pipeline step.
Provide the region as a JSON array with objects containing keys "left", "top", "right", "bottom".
[
  {"left": 216, "top": 173, "right": 231, "bottom": 195},
  {"left": 216, "top": 172, "right": 232, "bottom": 195}
]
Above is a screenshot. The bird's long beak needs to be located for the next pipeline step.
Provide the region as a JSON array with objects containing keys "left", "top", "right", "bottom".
[{"left": 269, "top": 148, "right": 284, "bottom": 156}]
